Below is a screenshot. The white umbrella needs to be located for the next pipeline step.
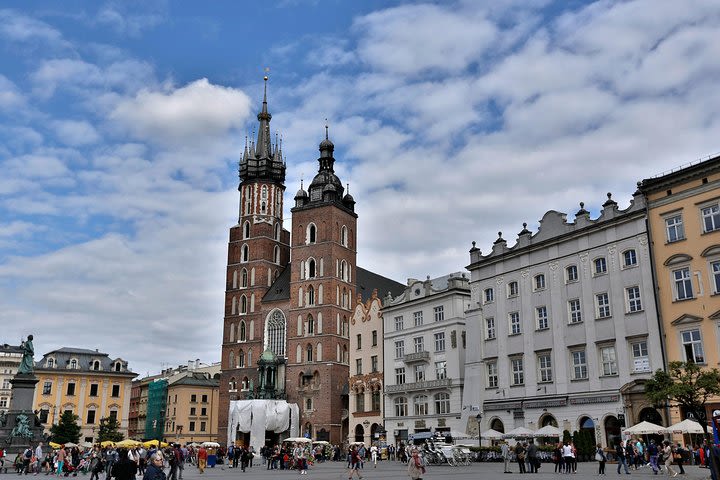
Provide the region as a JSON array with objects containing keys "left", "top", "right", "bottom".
[
  {"left": 534, "top": 425, "right": 562, "bottom": 437},
  {"left": 63, "top": 442, "right": 78, "bottom": 448},
  {"left": 503, "top": 427, "right": 535, "bottom": 438},
  {"left": 667, "top": 419, "right": 704, "bottom": 434},
  {"left": 481, "top": 429, "right": 505, "bottom": 439},
  {"left": 283, "top": 437, "right": 312, "bottom": 443},
  {"left": 201, "top": 441, "right": 220, "bottom": 448},
  {"left": 447, "top": 430, "right": 473, "bottom": 439},
  {"left": 623, "top": 421, "right": 667, "bottom": 435}
]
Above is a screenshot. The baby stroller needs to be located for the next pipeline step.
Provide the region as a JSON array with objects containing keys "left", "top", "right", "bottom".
[
  {"left": 77, "top": 458, "right": 90, "bottom": 475},
  {"left": 62, "top": 461, "right": 78, "bottom": 477}
]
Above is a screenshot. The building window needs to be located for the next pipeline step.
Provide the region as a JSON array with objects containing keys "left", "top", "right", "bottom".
[
  {"left": 189, "top": 421, "right": 195, "bottom": 432},
  {"left": 509, "top": 312, "right": 521, "bottom": 335},
  {"left": 666, "top": 214, "right": 685, "bottom": 242},
  {"left": 536, "top": 306, "right": 548, "bottom": 330},
  {"left": 69, "top": 359, "right": 78, "bottom": 369},
  {"left": 537, "top": 353, "right": 553, "bottom": 383},
  {"left": 623, "top": 249, "right": 637, "bottom": 268},
  {"left": 485, "top": 317, "right": 496, "bottom": 340},
  {"left": 67, "top": 383, "right": 76, "bottom": 396},
  {"left": 46, "top": 358, "right": 55, "bottom": 368},
  {"left": 306, "top": 344, "right": 314, "bottom": 362},
  {"left": 395, "top": 368, "right": 406, "bottom": 385},
  {"left": 395, "top": 341, "right": 405, "bottom": 359},
  {"left": 507, "top": 281, "right": 519, "bottom": 297},
  {"left": 414, "top": 395, "right": 428, "bottom": 416},
  {"left": 595, "top": 293, "right": 611, "bottom": 319},
  {"left": 355, "top": 392, "right": 365, "bottom": 412},
  {"left": 681, "top": 329, "right": 705, "bottom": 363},
  {"left": 371, "top": 355, "right": 378, "bottom": 373},
  {"left": 394, "top": 397, "right": 407, "bottom": 417},
  {"left": 89, "top": 384, "right": 98, "bottom": 397},
  {"left": 241, "top": 244, "right": 249, "bottom": 262},
  {"left": 414, "top": 311, "right": 423, "bottom": 327},
  {"left": 486, "top": 361, "right": 498, "bottom": 388},
  {"left": 600, "top": 346, "right": 618, "bottom": 376},
  {"left": 190, "top": 407, "right": 196, "bottom": 415},
  {"left": 190, "top": 394, "right": 197, "bottom": 402},
  {"left": 433, "top": 306, "right": 444, "bottom": 322},
  {"left": 566, "top": 265, "right": 578, "bottom": 283},
  {"left": 631, "top": 341, "right": 650, "bottom": 373},
  {"left": 108, "top": 410, "right": 117, "bottom": 422},
  {"left": 711, "top": 261, "right": 720, "bottom": 294},
  {"left": 201, "top": 394, "right": 208, "bottom": 403},
  {"left": 86, "top": 410, "right": 96, "bottom": 425},
  {"left": 356, "top": 334, "right": 362, "bottom": 350},
  {"left": 434, "top": 393, "right": 450, "bottom": 415},
  {"left": 266, "top": 309, "right": 287, "bottom": 357},
  {"left": 42, "top": 381, "right": 52, "bottom": 395},
  {"left": 413, "top": 337, "right": 424, "bottom": 353},
  {"left": 484, "top": 288, "right": 494, "bottom": 303},
  {"left": 435, "top": 361, "right": 447, "bottom": 380},
  {"left": 701, "top": 204, "right": 720, "bottom": 233},
  {"left": 372, "top": 330, "right": 377, "bottom": 346},
  {"left": 568, "top": 299, "right": 582, "bottom": 324},
  {"left": 0, "top": 397, "right": 8, "bottom": 408},
  {"left": 534, "top": 274, "right": 546, "bottom": 290},
  {"left": 673, "top": 267, "right": 693, "bottom": 300},
  {"left": 111, "top": 385, "right": 120, "bottom": 397},
  {"left": 571, "top": 350, "right": 588, "bottom": 379},
  {"left": 371, "top": 390, "right": 381, "bottom": 411},
  {"left": 307, "top": 224, "right": 316, "bottom": 244},
  {"left": 39, "top": 409, "right": 49, "bottom": 423},
  {"left": 200, "top": 421, "right": 206, "bottom": 432},
  {"left": 511, "top": 358, "right": 524, "bottom": 386},
  {"left": 434, "top": 332, "right": 446, "bottom": 352},
  {"left": 394, "top": 316, "right": 404, "bottom": 331},
  {"left": 414, "top": 364, "right": 425, "bottom": 382},
  {"left": 341, "top": 225, "right": 348, "bottom": 246},
  {"left": 594, "top": 257, "right": 607, "bottom": 275},
  {"left": 626, "top": 286, "right": 642, "bottom": 312}
]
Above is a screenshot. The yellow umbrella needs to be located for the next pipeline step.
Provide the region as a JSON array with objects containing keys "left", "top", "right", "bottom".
[
  {"left": 49, "top": 442, "right": 62, "bottom": 449},
  {"left": 116, "top": 439, "right": 140, "bottom": 448},
  {"left": 100, "top": 441, "right": 116, "bottom": 448},
  {"left": 142, "top": 440, "right": 169, "bottom": 448}
]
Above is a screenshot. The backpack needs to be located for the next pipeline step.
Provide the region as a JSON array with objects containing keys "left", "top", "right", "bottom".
[{"left": 24, "top": 449, "right": 32, "bottom": 459}]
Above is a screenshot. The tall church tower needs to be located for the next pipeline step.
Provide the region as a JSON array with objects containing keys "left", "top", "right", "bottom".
[
  {"left": 218, "top": 78, "right": 290, "bottom": 443},
  {"left": 287, "top": 127, "right": 357, "bottom": 442}
]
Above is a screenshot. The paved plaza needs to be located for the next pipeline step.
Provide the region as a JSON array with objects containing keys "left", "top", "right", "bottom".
[{"left": 173, "top": 461, "right": 712, "bottom": 480}]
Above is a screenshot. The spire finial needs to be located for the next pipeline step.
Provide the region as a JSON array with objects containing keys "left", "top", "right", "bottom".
[
  {"left": 325, "top": 118, "right": 329, "bottom": 140},
  {"left": 346, "top": 183, "right": 350, "bottom": 194}
]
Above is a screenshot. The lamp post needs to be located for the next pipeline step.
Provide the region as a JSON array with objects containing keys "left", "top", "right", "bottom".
[{"left": 476, "top": 413, "right": 483, "bottom": 448}]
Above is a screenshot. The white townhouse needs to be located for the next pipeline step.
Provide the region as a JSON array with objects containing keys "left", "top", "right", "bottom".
[{"left": 462, "top": 192, "right": 665, "bottom": 447}]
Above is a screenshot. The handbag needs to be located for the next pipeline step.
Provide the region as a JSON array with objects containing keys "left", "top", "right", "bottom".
[{"left": 595, "top": 452, "right": 603, "bottom": 462}]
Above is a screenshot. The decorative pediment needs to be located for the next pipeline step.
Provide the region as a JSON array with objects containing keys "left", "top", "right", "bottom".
[
  {"left": 670, "top": 313, "right": 703, "bottom": 326},
  {"left": 700, "top": 245, "right": 720, "bottom": 257},
  {"left": 708, "top": 309, "right": 720, "bottom": 320},
  {"left": 664, "top": 253, "right": 692, "bottom": 266}
]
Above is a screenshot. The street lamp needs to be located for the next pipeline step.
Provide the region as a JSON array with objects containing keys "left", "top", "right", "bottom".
[{"left": 476, "top": 413, "right": 483, "bottom": 447}]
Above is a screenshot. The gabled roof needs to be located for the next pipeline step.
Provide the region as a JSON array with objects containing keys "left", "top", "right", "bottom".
[{"left": 263, "top": 266, "right": 291, "bottom": 302}]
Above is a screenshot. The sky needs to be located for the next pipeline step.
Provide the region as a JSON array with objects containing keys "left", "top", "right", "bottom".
[{"left": 1, "top": 0, "right": 719, "bottom": 377}]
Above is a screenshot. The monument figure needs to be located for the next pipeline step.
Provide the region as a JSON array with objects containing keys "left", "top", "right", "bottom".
[{"left": 17, "top": 335, "right": 34, "bottom": 374}]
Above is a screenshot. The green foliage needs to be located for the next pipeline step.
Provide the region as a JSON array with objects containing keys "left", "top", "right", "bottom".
[
  {"left": 562, "top": 429, "right": 572, "bottom": 444},
  {"left": 98, "top": 416, "right": 124, "bottom": 443},
  {"left": 49, "top": 411, "right": 81, "bottom": 444},
  {"left": 571, "top": 429, "right": 595, "bottom": 458},
  {"left": 645, "top": 361, "right": 720, "bottom": 436}
]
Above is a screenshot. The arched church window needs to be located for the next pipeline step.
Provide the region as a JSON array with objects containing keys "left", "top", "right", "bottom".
[
  {"left": 307, "top": 224, "right": 316, "bottom": 244},
  {"left": 243, "top": 221, "right": 250, "bottom": 239},
  {"left": 265, "top": 310, "right": 286, "bottom": 357}
]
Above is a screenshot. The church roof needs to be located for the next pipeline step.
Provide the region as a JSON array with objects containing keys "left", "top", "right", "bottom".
[{"left": 261, "top": 265, "right": 404, "bottom": 304}]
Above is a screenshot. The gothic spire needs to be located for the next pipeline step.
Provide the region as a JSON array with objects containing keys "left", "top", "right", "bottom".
[{"left": 255, "top": 76, "right": 272, "bottom": 159}]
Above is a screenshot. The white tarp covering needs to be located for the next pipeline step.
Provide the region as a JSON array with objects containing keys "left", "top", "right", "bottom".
[{"left": 228, "top": 399, "right": 299, "bottom": 449}]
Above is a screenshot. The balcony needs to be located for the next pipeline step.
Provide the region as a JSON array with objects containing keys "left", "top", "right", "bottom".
[
  {"left": 385, "top": 378, "right": 451, "bottom": 393},
  {"left": 403, "top": 351, "right": 430, "bottom": 363}
]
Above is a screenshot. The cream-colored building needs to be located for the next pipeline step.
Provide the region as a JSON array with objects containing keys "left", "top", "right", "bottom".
[
  {"left": 0, "top": 344, "right": 23, "bottom": 414},
  {"left": 348, "top": 290, "right": 385, "bottom": 445},
  {"left": 32, "top": 348, "right": 136, "bottom": 442},
  {"left": 639, "top": 154, "right": 720, "bottom": 423}
]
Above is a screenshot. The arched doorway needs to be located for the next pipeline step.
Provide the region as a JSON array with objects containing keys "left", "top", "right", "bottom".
[
  {"left": 638, "top": 407, "right": 663, "bottom": 425},
  {"left": 354, "top": 424, "right": 365, "bottom": 442},
  {"left": 490, "top": 418, "right": 505, "bottom": 433},
  {"left": 578, "top": 416, "right": 596, "bottom": 448},
  {"left": 540, "top": 414, "right": 558, "bottom": 427},
  {"left": 604, "top": 416, "right": 621, "bottom": 448}
]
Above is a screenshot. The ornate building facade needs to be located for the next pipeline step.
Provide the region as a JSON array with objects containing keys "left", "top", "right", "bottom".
[{"left": 218, "top": 80, "right": 403, "bottom": 446}]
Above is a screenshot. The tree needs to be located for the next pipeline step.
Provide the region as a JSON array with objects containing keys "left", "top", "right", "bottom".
[
  {"left": 50, "top": 411, "right": 81, "bottom": 444},
  {"left": 97, "top": 416, "right": 124, "bottom": 443},
  {"left": 645, "top": 361, "right": 720, "bottom": 437}
]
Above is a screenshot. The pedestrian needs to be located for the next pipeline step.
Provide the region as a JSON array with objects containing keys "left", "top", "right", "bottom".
[
  {"left": 595, "top": 444, "right": 606, "bottom": 475},
  {"left": 562, "top": 441, "right": 573, "bottom": 474},
  {"left": 56, "top": 448, "right": 66, "bottom": 477},
  {"left": 370, "top": 445, "right": 377, "bottom": 468},
  {"left": 111, "top": 449, "right": 137, "bottom": 480},
  {"left": 196, "top": 447, "right": 207, "bottom": 474},
  {"left": 406, "top": 449, "right": 425, "bottom": 480},
  {"left": 347, "top": 446, "right": 363, "bottom": 480},
  {"left": 34, "top": 442, "right": 43, "bottom": 476},
  {"left": 616, "top": 441, "right": 630, "bottom": 475},
  {"left": 662, "top": 441, "right": 678, "bottom": 477},
  {"left": 142, "top": 454, "right": 165, "bottom": 480},
  {"left": 527, "top": 442, "right": 538, "bottom": 473},
  {"left": 501, "top": 441, "right": 511, "bottom": 473},
  {"left": 649, "top": 440, "right": 660, "bottom": 474},
  {"left": 553, "top": 442, "right": 563, "bottom": 473},
  {"left": 515, "top": 442, "right": 526, "bottom": 474},
  {"left": 674, "top": 444, "right": 685, "bottom": 475}
]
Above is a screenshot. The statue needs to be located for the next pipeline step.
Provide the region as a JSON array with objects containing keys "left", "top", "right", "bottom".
[
  {"left": 10, "top": 414, "right": 34, "bottom": 439},
  {"left": 17, "top": 335, "right": 35, "bottom": 375}
]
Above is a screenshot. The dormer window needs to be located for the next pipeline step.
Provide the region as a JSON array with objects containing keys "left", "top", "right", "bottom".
[
  {"left": 92, "top": 360, "right": 101, "bottom": 371},
  {"left": 114, "top": 362, "right": 122, "bottom": 372},
  {"left": 46, "top": 358, "right": 55, "bottom": 368},
  {"left": 69, "top": 359, "right": 78, "bottom": 370}
]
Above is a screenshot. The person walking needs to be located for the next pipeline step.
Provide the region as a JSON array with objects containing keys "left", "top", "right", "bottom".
[
  {"left": 501, "top": 441, "right": 512, "bottom": 473},
  {"left": 111, "top": 450, "right": 137, "bottom": 480},
  {"left": 142, "top": 454, "right": 165, "bottom": 480},
  {"left": 562, "top": 442, "right": 574, "bottom": 474},
  {"left": 616, "top": 441, "right": 630, "bottom": 475},
  {"left": 648, "top": 440, "right": 660, "bottom": 474},
  {"left": 662, "top": 441, "right": 677, "bottom": 477},
  {"left": 348, "top": 446, "right": 363, "bottom": 480},
  {"left": 515, "top": 443, "right": 526, "bottom": 474},
  {"left": 527, "top": 442, "right": 538, "bottom": 473},
  {"left": 196, "top": 447, "right": 207, "bottom": 475},
  {"left": 33, "top": 442, "right": 43, "bottom": 476},
  {"left": 56, "top": 447, "right": 66, "bottom": 477},
  {"left": 596, "top": 444, "right": 607, "bottom": 475},
  {"left": 674, "top": 444, "right": 685, "bottom": 475},
  {"left": 406, "top": 449, "right": 425, "bottom": 480},
  {"left": 370, "top": 445, "right": 378, "bottom": 468}
]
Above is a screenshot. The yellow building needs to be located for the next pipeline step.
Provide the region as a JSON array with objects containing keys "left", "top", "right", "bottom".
[
  {"left": 0, "top": 344, "right": 23, "bottom": 414},
  {"left": 32, "top": 347, "right": 137, "bottom": 443},
  {"left": 163, "top": 372, "right": 220, "bottom": 445},
  {"left": 639, "top": 154, "right": 720, "bottom": 423}
]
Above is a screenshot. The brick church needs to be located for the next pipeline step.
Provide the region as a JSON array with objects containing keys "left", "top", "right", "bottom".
[{"left": 218, "top": 79, "right": 403, "bottom": 445}]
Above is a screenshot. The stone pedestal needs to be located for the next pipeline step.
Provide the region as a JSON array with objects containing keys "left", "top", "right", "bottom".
[{"left": 0, "top": 374, "right": 45, "bottom": 457}]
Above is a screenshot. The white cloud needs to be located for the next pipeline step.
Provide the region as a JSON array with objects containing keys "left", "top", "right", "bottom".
[
  {"left": 0, "top": 75, "right": 25, "bottom": 109},
  {"left": 110, "top": 78, "right": 252, "bottom": 148},
  {"left": 51, "top": 120, "right": 101, "bottom": 146},
  {"left": 0, "top": 9, "right": 68, "bottom": 47}
]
